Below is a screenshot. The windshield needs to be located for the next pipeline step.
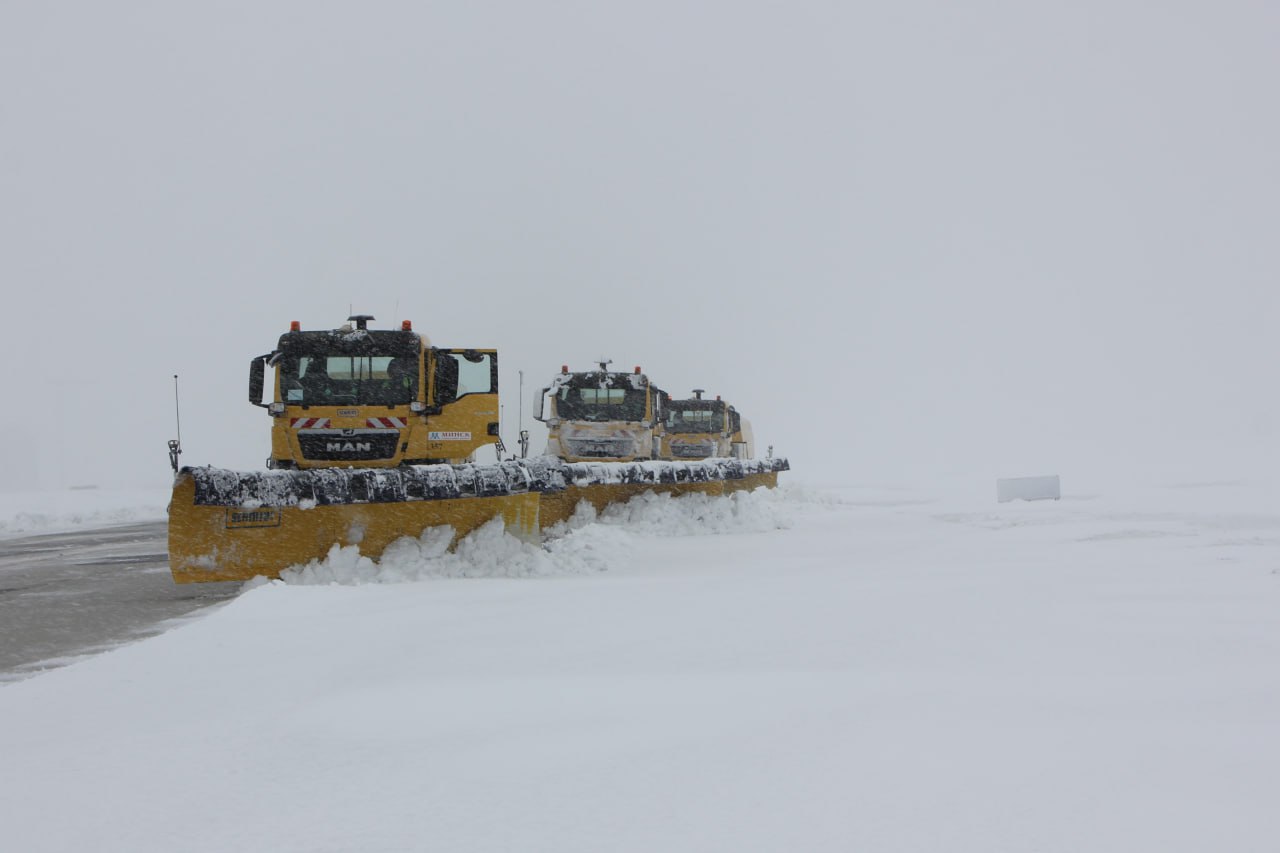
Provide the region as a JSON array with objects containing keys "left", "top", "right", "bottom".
[
  {"left": 665, "top": 405, "right": 724, "bottom": 433},
  {"left": 555, "top": 382, "right": 647, "bottom": 422},
  {"left": 281, "top": 354, "right": 418, "bottom": 406}
]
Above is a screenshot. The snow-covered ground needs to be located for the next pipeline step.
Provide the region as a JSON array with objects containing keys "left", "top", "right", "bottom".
[{"left": 2, "top": 473, "right": 1279, "bottom": 851}]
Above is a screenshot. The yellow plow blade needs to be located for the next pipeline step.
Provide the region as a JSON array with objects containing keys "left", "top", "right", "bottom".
[
  {"left": 167, "top": 463, "right": 544, "bottom": 583},
  {"left": 167, "top": 457, "right": 789, "bottom": 583}
]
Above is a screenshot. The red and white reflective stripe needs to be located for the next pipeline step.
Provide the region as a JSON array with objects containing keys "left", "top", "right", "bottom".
[
  {"left": 367, "top": 417, "right": 407, "bottom": 429},
  {"left": 290, "top": 418, "right": 330, "bottom": 429}
]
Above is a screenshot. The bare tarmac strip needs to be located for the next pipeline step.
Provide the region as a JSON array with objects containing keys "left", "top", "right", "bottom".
[{"left": 0, "top": 521, "right": 242, "bottom": 682}]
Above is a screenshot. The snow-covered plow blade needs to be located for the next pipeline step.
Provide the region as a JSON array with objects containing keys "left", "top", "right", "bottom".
[
  {"left": 167, "top": 462, "right": 547, "bottom": 583},
  {"left": 538, "top": 457, "right": 790, "bottom": 528},
  {"left": 167, "top": 456, "right": 789, "bottom": 583}
]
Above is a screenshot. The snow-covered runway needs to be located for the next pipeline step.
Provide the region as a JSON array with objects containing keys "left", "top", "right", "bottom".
[
  {"left": 0, "top": 520, "right": 240, "bottom": 681},
  {"left": 1, "top": 478, "right": 1277, "bottom": 851}
]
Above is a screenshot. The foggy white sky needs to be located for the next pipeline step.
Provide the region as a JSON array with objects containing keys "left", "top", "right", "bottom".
[{"left": 2, "top": 1, "right": 1276, "bottom": 490}]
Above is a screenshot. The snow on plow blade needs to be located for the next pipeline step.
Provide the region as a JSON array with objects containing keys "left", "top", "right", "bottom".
[
  {"left": 539, "top": 457, "right": 789, "bottom": 528},
  {"left": 167, "top": 457, "right": 789, "bottom": 583}
]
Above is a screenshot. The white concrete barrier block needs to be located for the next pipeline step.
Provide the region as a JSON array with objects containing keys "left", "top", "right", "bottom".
[{"left": 996, "top": 474, "right": 1061, "bottom": 503}]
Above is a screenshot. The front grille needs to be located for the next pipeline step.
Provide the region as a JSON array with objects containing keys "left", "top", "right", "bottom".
[
  {"left": 298, "top": 432, "right": 400, "bottom": 461},
  {"left": 672, "top": 442, "right": 715, "bottom": 458},
  {"left": 565, "top": 438, "right": 634, "bottom": 458}
]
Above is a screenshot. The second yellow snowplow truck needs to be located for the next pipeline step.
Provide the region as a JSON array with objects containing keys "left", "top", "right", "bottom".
[
  {"left": 657, "top": 389, "right": 753, "bottom": 460},
  {"left": 533, "top": 360, "right": 666, "bottom": 462}
]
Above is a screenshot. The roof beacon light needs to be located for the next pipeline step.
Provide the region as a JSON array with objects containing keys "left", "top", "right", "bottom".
[
  {"left": 402, "top": 320, "right": 412, "bottom": 331},
  {"left": 290, "top": 321, "right": 301, "bottom": 332},
  {"left": 634, "top": 366, "right": 642, "bottom": 374},
  {"left": 561, "top": 365, "right": 569, "bottom": 374}
]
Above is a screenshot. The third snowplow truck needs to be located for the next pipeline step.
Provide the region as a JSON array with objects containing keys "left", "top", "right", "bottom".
[
  {"left": 658, "top": 389, "right": 753, "bottom": 461},
  {"left": 167, "top": 318, "right": 787, "bottom": 583}
]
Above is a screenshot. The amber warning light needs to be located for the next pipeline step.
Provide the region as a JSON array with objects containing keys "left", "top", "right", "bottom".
[
  {"left": 402, "top": 320, "right": 412, "bottom": 331},
  {"left": 290, "top": 321, "right": 301, "bottom": 332}
]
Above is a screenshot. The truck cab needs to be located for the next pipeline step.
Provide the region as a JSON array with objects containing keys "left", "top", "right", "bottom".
[
  {"left": 249, "top": 316, "right": 500, "bottom": 468},
  {"left": 657, "top": 390, "right": 753, "bottom": 460},
  {"left": 533, "top": 361, "right": 665, "bottom": 462}
]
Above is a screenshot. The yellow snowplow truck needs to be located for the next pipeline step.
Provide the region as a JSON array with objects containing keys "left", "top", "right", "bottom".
[
  {"left": 533, "top": 360, "right": 666, "bottom": 462},
  {"left": 249, "top": 315, "right": 500, "bottom": 468},
  {"left": 657, "top": 389, "right": 753, "bottom": 460},
  {"left": 168, "top": 321, "right": 788, "bottom": 584}
]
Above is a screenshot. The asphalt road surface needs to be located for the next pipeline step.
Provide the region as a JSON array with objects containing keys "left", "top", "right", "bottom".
[{"left": 0, "top": 521, "right": 242, "bottom": 682}]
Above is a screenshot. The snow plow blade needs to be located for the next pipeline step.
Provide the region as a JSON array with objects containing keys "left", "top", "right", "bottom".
[
  {"left": 167, "top": 457, "right": 789, "bottom": 583},
  {"left": 537, "top": 457, "right": 789, "bottom": 528}
]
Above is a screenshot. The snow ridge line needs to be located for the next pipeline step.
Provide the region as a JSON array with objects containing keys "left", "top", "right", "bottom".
[{"left": 271, "top": 487, "right": 794, "bottom": 586}]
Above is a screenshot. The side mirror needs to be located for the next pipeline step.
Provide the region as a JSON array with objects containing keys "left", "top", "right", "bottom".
[
  {"left": 532, "top": 388, "right": 549, "bottom": 422},
  {"left": 248, "top": 356, "right": 268, "bottom": 408}
]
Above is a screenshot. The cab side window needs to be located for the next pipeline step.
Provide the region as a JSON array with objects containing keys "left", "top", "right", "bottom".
[
  {"left": 435, "top": 351, "right": 495, "bottom": 402},
  {"left": 455, "top": 353, "right": 494, "bottom": 396}
]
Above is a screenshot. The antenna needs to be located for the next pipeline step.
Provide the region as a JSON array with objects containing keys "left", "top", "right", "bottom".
[
  {"left": 168, "top": 374, "right": 183, "bottom": 473},
  {"left": 518, "top": 370, "right": 529, "bottom": 458}
]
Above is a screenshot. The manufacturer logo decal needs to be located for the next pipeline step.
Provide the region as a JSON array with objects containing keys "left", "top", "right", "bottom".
[
  {"left": 337, "top": 409, "right": 359, "bottom": 417},
  {"left": 226, "top": 508, "right": 281, "bottom": 529},
  {"left": 428, "top": 431, "right": 472, "bottom": 441},
  {"left": 326, "top": 441, "right": 373, "bottom": 452}
]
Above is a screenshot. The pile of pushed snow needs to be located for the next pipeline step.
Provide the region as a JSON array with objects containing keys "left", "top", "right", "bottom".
[
  {"left": 276, "top": 486, "right": 794, "bottom": 586},
  {"left": 276, "top": 517, "right": 567, "bottom": 585},
  {"left": 591, "top": 486, "right": 794, "bottom": 535},
  {"left": 0, "top": 487, "right": 171, "bottom": 538}
]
